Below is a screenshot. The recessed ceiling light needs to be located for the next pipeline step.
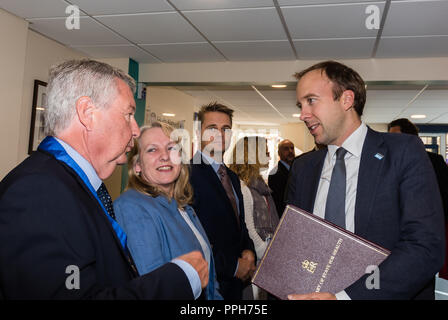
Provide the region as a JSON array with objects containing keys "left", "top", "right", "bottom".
[
  {"left": 410, "top": 114, "right": 426, "bottom": 119},
  {"left": 271, "top": 84, "right": 287, "bottom": 88},
  {"left": 292, "top": 113, "right": 301, "bottom": 118},
  {"left": 162, "top": 113, "right": 175, "bottom": 117}
]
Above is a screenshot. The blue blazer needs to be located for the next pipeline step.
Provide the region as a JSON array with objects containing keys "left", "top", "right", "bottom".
[
  {"left": 114, "top": 189, "right": 222, "bottom": 300},
  {"left": 189, "top": 152, "right": 255, "bottom": 299},
  {"left": 286, "top": 128, "right": 445, "bottom": 299}
]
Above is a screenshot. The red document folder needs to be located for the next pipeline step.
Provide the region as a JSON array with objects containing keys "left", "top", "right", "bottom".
[{"left": 252, "top": 205, "right": 390, "bottom": 299}]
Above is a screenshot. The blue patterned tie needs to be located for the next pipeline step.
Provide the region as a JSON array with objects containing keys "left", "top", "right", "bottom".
[
  {"left": 325, "top": 148, "right": 347, "bottom": 229},
  {"left": 97, "top": 183, "right": 116, "bottom": 220},
  {"left": 97, "top": 183, "right": 139, "bottom": 274}
]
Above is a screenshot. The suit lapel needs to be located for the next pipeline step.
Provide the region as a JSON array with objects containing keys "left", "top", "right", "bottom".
[
  {"left": 52, "top": 155, "right": 137, "bottom": 276},
  {"left": 304, "top": 149, "right": 327, "bottom": 212},
  {"left": 355, "top": 128, "right": 387, "bottom": 237},
  {"left": 194, "top": 153, "right": 237, "bottom": 215}
]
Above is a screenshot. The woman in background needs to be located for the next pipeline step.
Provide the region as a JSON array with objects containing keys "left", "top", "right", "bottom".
[
  {"left": 229, "top": 136, "right": 279, "bottom": 299},
  {"left": 114, "top": 122, "right": 222, "bottom": 300}
]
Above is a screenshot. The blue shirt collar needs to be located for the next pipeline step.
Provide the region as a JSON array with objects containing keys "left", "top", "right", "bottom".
[
  {"left": 199, "top": 150, "right": 223, "bottom": 174},
  {"left": 54, "top": 137, "right": 102, "bottom": 191},
  {"left": 279, "top": 160, "right": 291, "bottom": 171}
]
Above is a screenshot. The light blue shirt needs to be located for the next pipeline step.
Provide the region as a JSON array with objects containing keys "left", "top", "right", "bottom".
[
  {"left": 279, "top": 160, "right": 291, "bottom": 171},
  {"left": 54, "top": 137, "right": 202, "bottom": 299}
]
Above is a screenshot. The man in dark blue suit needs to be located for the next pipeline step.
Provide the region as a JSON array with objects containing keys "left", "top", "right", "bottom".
[
  {"left": 0, "top": 59, "right": 208, "bottom": 299},
  {"left": 268, "top": 139, "right": 295, "bottom": 218},
  {"left": 287, "top": 61, "right": 445, "bottom": 300},
  {"left": 190, "top": 102, "right": 256, "bottom": 299}
]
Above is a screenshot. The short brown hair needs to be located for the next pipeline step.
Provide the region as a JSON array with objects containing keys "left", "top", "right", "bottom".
[
  {"left": 197, "top": 102, "right": 234, "bottom": 126},
  {"left": 295, "top": 60, "right": 366, "bottom": 117},
  {"left": 388, "top": 118, "right": 419, "bottom": 136},
  {"left": 126, "top": 122, "right": 193, "bottom": 208}
]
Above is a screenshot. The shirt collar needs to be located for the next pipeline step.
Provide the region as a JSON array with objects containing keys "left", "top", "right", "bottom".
[
  {"left": 327, "top": 122, "right": 368, "bottom": 159},
  {"left": 279, "top": 160, "right": 291, "bottom": 171},
  {"left": 200, "top": 150, "right": 223, "bottom": 174},
  {"left": 54, "top": 137, "right": 102, "bottom": 191}
]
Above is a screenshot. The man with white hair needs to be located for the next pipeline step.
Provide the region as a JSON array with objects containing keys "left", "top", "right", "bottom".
[{"left": 0, "top": 59, "right": 208, "bottom": 299}]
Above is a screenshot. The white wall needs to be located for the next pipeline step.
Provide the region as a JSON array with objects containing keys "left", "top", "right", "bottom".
[
  {"left": 0, "top": 9, "right": 131, "bottom": 196},
  {"left": 146, "top": 86, "right": 198, "bottom": 150},
  {"left": 0, "top": 10, "right": 88, "bottom": 180},
  {"left": 0, "top": 10, "right": 29, "bottom": 179},
  {"left": 17, "top": 30, "right": 86, "bottom": 164}
]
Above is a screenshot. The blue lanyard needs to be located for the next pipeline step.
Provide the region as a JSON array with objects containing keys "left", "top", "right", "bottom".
[{"left": 38, "top": 136, "right": 127, "bottom": 249}]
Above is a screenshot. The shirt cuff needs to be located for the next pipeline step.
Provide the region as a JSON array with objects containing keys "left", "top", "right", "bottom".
[
  {"left": 171, "top": 259, "right": 202, "bottom": 299},
  {"left": 335, "top": 290, "right": 351, "bottom": 300}
]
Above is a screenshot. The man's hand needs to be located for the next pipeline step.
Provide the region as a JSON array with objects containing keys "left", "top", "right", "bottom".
[
  {"left": 287, "top": 292, "right": 336, "bottom": 300},
  {"left": 241, "top": 249, "right": 255, "bottom": 264},
  {"left": 176, "top": 251, "right": 209, "bottom": 288},
  {"left": 236, "top": 250, "right": 256, "bottom": 281}
]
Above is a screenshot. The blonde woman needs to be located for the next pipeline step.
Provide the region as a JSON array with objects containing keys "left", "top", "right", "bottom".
[
  {"left": 229, "top": 136, "right": 280, "bottom": 299},
  {"left": 114, "top": 122, "right": 222, "bottom": 300}
]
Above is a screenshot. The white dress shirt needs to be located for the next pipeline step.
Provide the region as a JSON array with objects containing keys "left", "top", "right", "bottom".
[{"left": 312, "top": 122, "right": 368, "bottom": 300}]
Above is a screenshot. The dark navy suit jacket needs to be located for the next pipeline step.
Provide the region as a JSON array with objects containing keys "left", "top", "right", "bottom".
[
  {"left": 190, "top": 152, "right": 255, "bottom": 299},
  {"left": 286, "top": 128, "right": 445, "bottom": 299},
  {"left": 0, "top": 149, "right": 192, "bottom": 299},
  {"left": 268, "top": 160, "right": 290, "bottom": 218}
]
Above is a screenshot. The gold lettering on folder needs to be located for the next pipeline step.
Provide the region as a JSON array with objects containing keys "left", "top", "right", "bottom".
[
  {"left": 301, "top": 260, "right": 318, "bottom": 274},
  {"left": 315, "top": 238, "right": 343, "bottom": 292}
]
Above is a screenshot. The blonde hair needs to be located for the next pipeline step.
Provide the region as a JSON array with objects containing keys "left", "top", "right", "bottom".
[
  {"left": 126, "top": 122, "right": 193, "bottom": 208},
  {"left": 229, "top": 136, "right": 268, "bottom": 186}
]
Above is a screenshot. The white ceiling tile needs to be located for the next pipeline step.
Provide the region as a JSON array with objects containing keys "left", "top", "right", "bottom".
[
  {"left": 170, "top": 0, "right": 274, "bottom": 10},
  {"left": 282, "top": 2, "right": 384, "bottom": 39},
  {"left": 427, "top": 113, "right": 448, "bottom": 124},
  {"left": 140, "top": 43, "right": 226, "bottom": 62},
  {"left": 399, "top": 107, "right": 447, "bottom": 123},
  {"left": 96, "top": 12, "right": 204, "bottom": 44},
  {"left": 214, "top": 41, "right": 295, "bottom": 61},
  {"left": 70, "top": 0, "right": 173, "bottom": 15},
  {"left": 0, "top": 0, "right": 79, "bottom": 18},
  {"left": 71, "top": 45, "right": 160, "bottom": 63},
  {"left": 183, "top": 8, "right": 286, "bottom": 41},
  {"left": 382, "top": 1, "right": 448, "bottom": 37},
  {"left": 294, "top": 38, "right": 375, "bottom": 59},
  {"left": 279, "top": 0, "right": 380, "bottom": 5},
  {"left": 365, "top": 90, "right": 423, "bottom": 109},
  {"left": 410, "top": 90, "right": 448, "bottom": 109},
  {"left": 376, "top": 36, "right": 448, "bottom": 58},
  {"left": 27, "top": 16, "right": 129, "bottom": 45}
]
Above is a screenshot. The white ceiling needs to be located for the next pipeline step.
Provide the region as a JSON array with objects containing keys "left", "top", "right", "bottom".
[
  {"left": 3, "top": 0, "right": 448, "bottom": 62},
  {"left": 173, "top": 83, "right": 448, "bottom": 125},
  {"left": 2, "top": 0, "right": 448, "bottom": 125}
]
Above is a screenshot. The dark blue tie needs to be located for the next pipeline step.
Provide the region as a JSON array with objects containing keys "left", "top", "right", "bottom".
[
  {"left": 97, "top": 183, "right": 116, "bottom": 220},
  {"left": 325, "top": 148, "right": 347, "bottom": 229}
]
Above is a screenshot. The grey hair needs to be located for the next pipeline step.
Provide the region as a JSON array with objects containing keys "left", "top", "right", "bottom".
[{"left": 45, "top": 59, "right": 136, "bottom": 136}]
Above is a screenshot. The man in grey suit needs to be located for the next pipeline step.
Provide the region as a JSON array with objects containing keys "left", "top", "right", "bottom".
[{"left": 287, "top": 61, "right": 445, "bottom": 300}]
